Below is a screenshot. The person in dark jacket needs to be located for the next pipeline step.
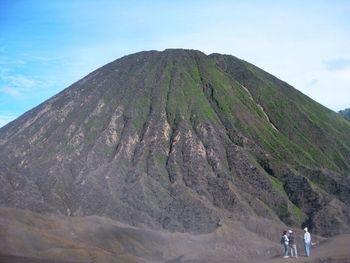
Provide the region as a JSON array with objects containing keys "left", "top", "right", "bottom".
[{"left": 288, "top": 230, "right": 298, "bottom": 258}]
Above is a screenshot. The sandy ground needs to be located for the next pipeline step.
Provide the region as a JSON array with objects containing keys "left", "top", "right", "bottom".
[
  {"left": 2, "top": 236, "right": 348, "bottom": 263},
  {"left": 0, "top": 208, "right": 349, "bottom": 263},
  {"left": 260, "top": 234, "right": 350, "bottom": 263}
]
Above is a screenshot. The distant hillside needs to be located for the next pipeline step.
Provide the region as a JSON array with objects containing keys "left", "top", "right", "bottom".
[
  {"left": 0, "top": 49, "right": 349, "bottom": 238},
  {"left": 339, "top": 108, "right": 350, "bottom": 120}
]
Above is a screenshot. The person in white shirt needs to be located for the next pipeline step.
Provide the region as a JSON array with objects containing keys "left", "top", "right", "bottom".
[
  {"left": 282, "top": 230, "right": 289, "bottom": 258},
  {"left": 303, "top": 227, "right": 311, "bottom": 257}
]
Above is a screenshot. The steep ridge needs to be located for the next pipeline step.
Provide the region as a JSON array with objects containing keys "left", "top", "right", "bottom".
[{"left": 0, "top": 49, "right": 349, "bottom": 237}]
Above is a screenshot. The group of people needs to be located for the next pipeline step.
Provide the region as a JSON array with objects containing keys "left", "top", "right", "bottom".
[{"left": 281, "top": 227, "right": 311, "bottom": 258}]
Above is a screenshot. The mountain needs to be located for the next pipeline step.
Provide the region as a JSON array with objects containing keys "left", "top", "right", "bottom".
[
  {"left": 0, "top": 49, "right": 350, "bottom": 239},
  {"left": 339, "top": 108, "right": 350, "bottom": 120}
]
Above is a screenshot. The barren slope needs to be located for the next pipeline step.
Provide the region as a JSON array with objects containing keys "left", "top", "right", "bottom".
[{"left": 1, "top": 208, "right": 349, "bottom": 263}]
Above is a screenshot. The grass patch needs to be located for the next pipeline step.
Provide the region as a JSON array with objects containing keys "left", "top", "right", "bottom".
[
  {"left": 270, "top": 176, "right": 284, "bottom": 192},
  {"left": 290, "top": 202, "right": 306, "bottom": 224}
]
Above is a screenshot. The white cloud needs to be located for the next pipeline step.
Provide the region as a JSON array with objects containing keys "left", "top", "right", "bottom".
[
  {"left": 0, "top": 86, "right": 23, "bottom": 97},
  {"left": 3, "top": 75, "right": 38, "bottom": 88},
  {"left": 298, "top": 68, "right": 350, "bottom": 111},
  {"left": 0, "top": 56, "right": 26, "bottom": 65},
  {"left": 0, "top": 113, "right": 17, "bottom": 128},
  {"left": 0, "top": 69, "right": 44, "bottom": 100},
  {"left": 307, "top": 79, "right": 319, "bottom": 86},
  {"left": 335, "top": 68, "right": 350, "bottom": 81},
  {"left": 324, "top": 58, "right": 350, "bottom": 71}
]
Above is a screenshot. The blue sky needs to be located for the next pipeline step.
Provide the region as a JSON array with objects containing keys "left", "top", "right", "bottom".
[{"left": 1, "top": 0, "right": 349, "bottom": 127}]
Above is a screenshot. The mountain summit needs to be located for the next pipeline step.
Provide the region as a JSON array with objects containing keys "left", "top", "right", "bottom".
[{"left": 1, "top": 49, "right": 349, "bottom": 236}]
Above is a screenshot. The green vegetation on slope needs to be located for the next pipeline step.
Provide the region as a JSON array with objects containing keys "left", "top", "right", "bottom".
[{"left": 209, "top": 53, "right": 350, "bottom": 174}]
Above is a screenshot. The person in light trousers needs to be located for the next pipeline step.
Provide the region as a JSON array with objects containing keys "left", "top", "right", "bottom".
[
  {"left": 288, "top": 230, "right": 298, "bottom": 258},
  {"left": 282, "top": 230, "right": 289, "bottom": 258},
  {"left": 303, "top": 227, "right": 311, "bottom": 257}
]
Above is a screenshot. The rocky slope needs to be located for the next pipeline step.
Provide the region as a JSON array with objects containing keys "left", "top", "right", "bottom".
[
  {"left": 0, "top": 49, "right": 349, "bottom": 237},
  {"left": 339, "top": 108, "right": 350, "bottom": 120}
]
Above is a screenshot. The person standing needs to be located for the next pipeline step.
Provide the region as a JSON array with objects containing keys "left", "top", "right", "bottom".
[
  {"left": 288, "top": 230, "right": 298, "bottom": 258},
  {"left": 303, "top": 227, "right": 311, "bottom": 257},
  {"left": 281, "top": 230, "right": 289, "bottom": 258}
]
